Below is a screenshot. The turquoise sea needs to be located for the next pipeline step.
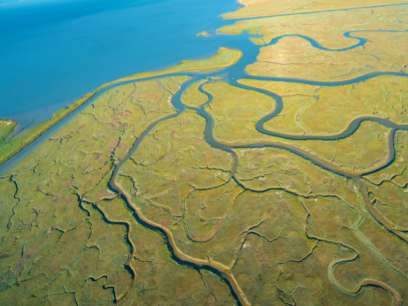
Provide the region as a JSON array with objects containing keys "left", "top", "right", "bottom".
[{"left": 0, "top": 0, "right": 239, "bottom": 130}]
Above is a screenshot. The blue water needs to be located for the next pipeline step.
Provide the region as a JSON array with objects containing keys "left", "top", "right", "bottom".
[
  {"left": 2, "top": 0, "right": 408, "bottom": 177},
  {"left": 0, "top": 0, "right": 239, "bottom": 129}
]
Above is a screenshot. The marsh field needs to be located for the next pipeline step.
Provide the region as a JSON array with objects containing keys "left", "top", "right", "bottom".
[{"left": 0, "top": 0, "right": 408, "bottom": 305}]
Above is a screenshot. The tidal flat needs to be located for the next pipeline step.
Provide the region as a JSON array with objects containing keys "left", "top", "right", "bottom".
[{"left": 0, "top": 0, "right": 408, "bottom": 305}]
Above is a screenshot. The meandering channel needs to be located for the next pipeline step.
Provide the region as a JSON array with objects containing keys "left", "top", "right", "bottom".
[{"left": 1, "top": 23, "right": 408, "bottom": 306}]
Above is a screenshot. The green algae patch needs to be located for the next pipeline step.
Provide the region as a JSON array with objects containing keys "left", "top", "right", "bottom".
[
  {"left": 181, "top": 79, "right": 209, "bottom": 108},
  {"left": 222, "top": 0, "right": 408, "bottom": 19}
]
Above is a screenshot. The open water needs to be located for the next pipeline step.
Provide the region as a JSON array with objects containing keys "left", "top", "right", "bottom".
[{"left": 0, "top": 0, "right": 239, "bottom": 130}]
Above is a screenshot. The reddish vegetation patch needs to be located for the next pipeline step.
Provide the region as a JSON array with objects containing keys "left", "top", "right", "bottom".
[
  {"left": 78, "top": 124, "right": 86, "bottom": 130},
  {"left": 326, "top": 222, "right": 337, "bottom": 233},
  {"left": 288, "top": 167, "right": 298, "bottom": 175},
  {"left": 10, "top": 260, "right": 23, "bottom": 274},
  {"left": 278, "top": 200, "right": 292, "bottom": 214},
  {"left": 95, "top": 153, "right": 104, "bottom": 160},
  {"left": 159, "top": 216, "right": 171, "bottom": 228},
  {"left": 53, "top": 194, "right": 65, "bottom": 202},
  {"left": 96, "top": 190, "right": 108, "bottom": 198},
  {"left": 254, "top": 152, "right": 264, "bottom": 158},
  {"left": 246, "top": 200, "right": 256, "bottom": 210},
  {"left": 257, "top": 253, "right": 269, "bottom": 263},
  {"left": 66, "top": 180, "right": 75, "bottom": 188},
  {"left": 172, "top": 206, "right": 181, "bottom": 215},
  {"left": 110, "top": 120, "right": 122, "bottom": 129},
  {"left": 108, "top": 138, "right": 119, "bottom": 151},
  {"left": 91, "top": 177, "right": 101, "bottom": 185},
  {"left": 24, "top": 246, "right": 39, "bottom": 261},
  {"left": 327, "top": 185, "right": 336, "bottom": 192},
  {"left": 145, "top": 93, "right": 161, "bottom": 100},
  {"left": 205, "top": 294, "right": 217, "bottom": 306},
  {"left": 117, "top": 111, "right": 132, "bottom": 118},
  {"left": 178, "top": 201, "right": 184, "bottom": 212},
  {"left": 314, "top": 119, "right": 325, "bottom": 126}
]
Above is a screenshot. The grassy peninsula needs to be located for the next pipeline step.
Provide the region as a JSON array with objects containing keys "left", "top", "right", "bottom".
[{"left": 0, "top": 47, "right": 242, "bottom": 166}]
